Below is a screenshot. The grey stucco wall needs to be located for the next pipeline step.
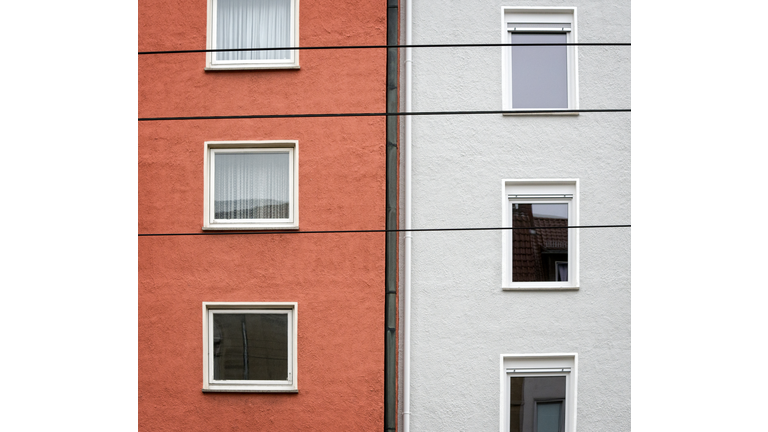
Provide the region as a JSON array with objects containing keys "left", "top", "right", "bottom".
[{"left": 400, "top": 1, "right": 630, "bottom": 431}]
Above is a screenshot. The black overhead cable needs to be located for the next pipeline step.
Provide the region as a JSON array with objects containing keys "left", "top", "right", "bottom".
[
  {"left": 139, "top": 42, "right": 630, "bottom": 121},
  {"left": 138, "top": 39, "right": 632, "bottom": 238},
  {"left": 139, "top": 109, "right": 629, "bottom": 122},
  {"left": 138, "top": 224, "right": 631, "bottom": 237},
  {"left": 139, "top": 42, "right": 630, "bottom": 55}
]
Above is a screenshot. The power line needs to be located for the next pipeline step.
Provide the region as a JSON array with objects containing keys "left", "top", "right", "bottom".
[
  {"left": 138, "top": 224, "right": 631, "bottom": 237},
  {"left": 138, "top": 43, "right": 631, "bottom": 236},
  {"left": 139, "top": 42, "right": 630, "bottom": 55},
  {"left": 139, "top": 109, "right": 630, "bottom": 122}
]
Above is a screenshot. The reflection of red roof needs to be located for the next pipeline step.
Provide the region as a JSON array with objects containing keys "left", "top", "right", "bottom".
[
  {"left": 513, "top": 205, "right": 568, "bottom": 281},
  {"left": 535, "top": 216, "right": 569, "bottom": 250}
]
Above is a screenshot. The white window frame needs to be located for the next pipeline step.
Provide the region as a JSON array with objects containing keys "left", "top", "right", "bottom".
[
  {"left": 502, "top": 179, "right": 579, "bottom": 290},
  {"left": 501, "top": 7, "right": 578, "bottom": 113},
  {"left": 203, "top": 140, "right": 299, "bottom": 231},
  {"left": 202, "top": 302, "right": 298, "bottom": 392},
  {"left": 500, "top": 354, "right": 578, "bottom": 432},
  {"left": 205, "top": 0, "right": 300, "bottom": 70}
]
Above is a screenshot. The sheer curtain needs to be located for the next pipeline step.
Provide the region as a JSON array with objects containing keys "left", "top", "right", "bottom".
[
  {"left": 216, "top": 0, "right": 291, "bottom": 61},
  {"left": 214, "top": 152, "right": 291, "bottom": 220}
]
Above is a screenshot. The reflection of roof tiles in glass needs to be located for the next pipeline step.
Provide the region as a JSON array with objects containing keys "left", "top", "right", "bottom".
[
  {"left": 513, "top": 206, "right": 568, "bottom": 281},
  {"left": 535, "top": 216, "right": 569, "bottom": 250}
]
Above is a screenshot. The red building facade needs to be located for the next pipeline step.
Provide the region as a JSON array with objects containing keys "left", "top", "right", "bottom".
[{"left": 139, "top": 0, "right": 391, "bottom": 429}]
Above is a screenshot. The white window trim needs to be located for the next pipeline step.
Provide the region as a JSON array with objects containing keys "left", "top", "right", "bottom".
[
  {"left": 203, "top": 140, "right": 299, "bottom": 231},
  {"left": 500, "top": 353, "right": 578, "bottom": 432},
  {"left": 502, "top": 179, "right": 579, "bottom": 290},
  {"left": 202, "top": 302, "right": 298, "bottom": 393},
  {"left": 205, "top": 0, "right": 300, "bottom": 70},
  {"left": 501, "top": 7, "right": 578, "bottom": 114}
]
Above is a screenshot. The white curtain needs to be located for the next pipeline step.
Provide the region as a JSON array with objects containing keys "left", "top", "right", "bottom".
[
  {"left": 216, "top": 0, "right": 291, "bottom": 61},
  {"left": 214, "top": 152, "right": 290, "bottom": 220},
  {"left": 557, "top": 263, "right": 568, "bottom": 282}
]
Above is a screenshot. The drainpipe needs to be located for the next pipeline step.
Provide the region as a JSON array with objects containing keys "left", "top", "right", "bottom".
[
  {"left": 402, "top": 0, "right": 413, "bottom": 430},
  {"left": 385, "top": 0, "right": 399, "bottom": 431}
]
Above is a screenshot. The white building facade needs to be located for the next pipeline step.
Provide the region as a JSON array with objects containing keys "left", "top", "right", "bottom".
[{"left": 400, "top": 1, "right": 630, "bottom": 431}]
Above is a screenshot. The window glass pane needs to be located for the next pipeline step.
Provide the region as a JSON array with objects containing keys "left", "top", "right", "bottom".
[
  {"left": 510, "top": 377, "right": 524, "bottom": 432},
  {"left": 512, "top": 203, "right": 569, "bottom": 282},
  {"left": 214, "top": 152, "right": 290, "bottom": 220},
  {"left": 509, "top": 376, "right": 566, "bottom": 432},
  {"left": 536, "top": 402, "right": 563, "bottom": 432},
  {"left": 510, "top": 405, "right": 522, "bottom": 432},
  {"left": 510, "top": 33, "right": 568, "bottom": 108},
  {"left": 213, "top": 313, "right": 289, "bottom": 380},
  {"left": 216, "top": 0, "right": 291, "bottom": 61}
]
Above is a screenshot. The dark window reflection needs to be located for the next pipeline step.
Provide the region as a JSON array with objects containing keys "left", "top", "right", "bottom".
[
  {"left": 213, "top": 313, "right": 288, "bottom": 381},
  {"left": 512, "top": 203, "right": 568, "bottom": 282},
  {"left": 510, "top": 376, "right": 566, "bottom": 432}
]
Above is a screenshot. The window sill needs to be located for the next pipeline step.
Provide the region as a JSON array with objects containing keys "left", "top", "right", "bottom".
[
  {"left": 502, "top": 110, "right": 580, "bottom": 116},
  {"left": 205, "top": 64, "right": 300, "bottom": 71},
  {"left": 202, "top": 224, "right": 299, "bottom": 231},
  {"left": 202, "top": 388, "right": 299, "bottom": 393},
  {"left": 502, "top": 286, "right": 579, "bottom": 291}
]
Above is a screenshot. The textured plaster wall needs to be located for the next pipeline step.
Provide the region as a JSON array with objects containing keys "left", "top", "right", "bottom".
[
  {"left": 139, "top": 0, "right": 388, "bottom": 430},
  {"left": 139, "top": 234, "right": 385, "bottom": 431},
  {"left": 401, "top": 1, "right": 630, "bottom": 431}
]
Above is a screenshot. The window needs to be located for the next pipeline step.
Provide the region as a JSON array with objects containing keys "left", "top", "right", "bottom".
[
  {"left": 204, "top": 141, "right": 299, "bottom": 230},
  {"left": 500, "top": 354, "right": 577, "bottom": 432},
  {"left": 203, "top": 302, "right": 298, "bottom": 392},
  {"left": 502, "top": 180, "right": 578, "bottom": 289},
  {"left": 501, "top": 8, "right": 577, "bottom": 112},
  {"left": 206, "top": 0, "right": 299, "bottom": 70}
]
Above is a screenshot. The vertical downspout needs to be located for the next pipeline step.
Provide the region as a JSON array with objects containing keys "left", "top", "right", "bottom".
[
  {"left": 385, "top": 0, "right": 399, "bottom": 431},
  {"left": 402, "top": 0, "right": 412, "bottom": 430}
]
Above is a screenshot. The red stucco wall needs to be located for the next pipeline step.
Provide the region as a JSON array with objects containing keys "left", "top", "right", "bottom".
[{"left": 139, "top": 0, "right": 387, "bottom": 429}]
